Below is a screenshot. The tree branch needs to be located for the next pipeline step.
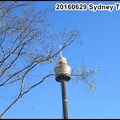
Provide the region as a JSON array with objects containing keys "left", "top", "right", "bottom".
[{"left": 0, "top": 73, "right": 54, "bottom": 118}]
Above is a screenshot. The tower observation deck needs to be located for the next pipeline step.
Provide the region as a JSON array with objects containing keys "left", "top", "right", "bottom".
[{"left": 54, "top": 57, "right": 71, "bottom": 82}]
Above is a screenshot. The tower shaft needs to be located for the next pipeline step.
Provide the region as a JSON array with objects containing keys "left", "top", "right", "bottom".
[{"left": 61, "top": 80, "right": 69, "bottom": 119}]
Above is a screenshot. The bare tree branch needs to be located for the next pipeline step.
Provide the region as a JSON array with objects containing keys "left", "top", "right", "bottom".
[{"left": 0, "top": 73, "right": 54, "bottom": 118}]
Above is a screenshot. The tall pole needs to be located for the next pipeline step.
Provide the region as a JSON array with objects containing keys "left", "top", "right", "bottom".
[{"left": 61, "top": 80, "right": 69, "bottom": 119}]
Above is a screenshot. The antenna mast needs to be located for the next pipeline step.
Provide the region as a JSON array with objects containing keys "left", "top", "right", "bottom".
[{"left": 60, "top": 45, "right": 62, "bottom": 58}]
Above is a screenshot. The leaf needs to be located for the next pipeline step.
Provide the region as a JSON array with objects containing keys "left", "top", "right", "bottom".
[
  {"left": 48, "top": 58, "right": 52, "bottom": 62},
  {"left": 52, "top": 44, "right": 56, "bottom": 47},
  {"left": 94, "top": 69, "right": 98, "bottom": 73},
  {"left": 90, "top": 83, "right": 95, "bottom": 90},
  {"left": 72, "top": 34, "right": 75, "bottom": 39},
  {"left": 88, "top": 67, "right": 91, "bottom": 72},
  {"left": 78, "top": 68, "right": 82, "bottom": 74},
  {"left": 31, "top": 59, "right": 35, "bottom": 63},
  {"left": 62, "top": 34, "right": 64, "bottom": 38},
  {"left": 41, "top": 61, "right": 45, "bottom": 65}
]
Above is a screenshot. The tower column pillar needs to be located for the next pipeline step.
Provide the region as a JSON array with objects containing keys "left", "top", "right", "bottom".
[{"left": 61, "top": 80, "right": 69, "bottom": 119}]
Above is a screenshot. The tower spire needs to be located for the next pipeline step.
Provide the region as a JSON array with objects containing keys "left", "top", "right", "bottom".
[{"left": 60, "top": 45, "right": 62, "bottom": 58}]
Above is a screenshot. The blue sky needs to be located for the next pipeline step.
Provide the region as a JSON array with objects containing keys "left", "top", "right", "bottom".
[{"left": 2, "top": 1, "right": 120, "bottom": 118}]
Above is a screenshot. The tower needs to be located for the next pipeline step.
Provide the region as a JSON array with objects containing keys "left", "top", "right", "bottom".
[{"left": 54, "top": 46, "right": 71, "bottom": 119}]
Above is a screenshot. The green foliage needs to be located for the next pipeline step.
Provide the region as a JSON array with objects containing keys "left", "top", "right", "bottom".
[
  {"left": 78, "top": 68, "right": 82, "bottom": 74},
  {"left": 72, "top": 60, "right": 99, "bottom": 95},
  {"left": 90, "top": 83, "right": 95, "bottom": 90}
]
